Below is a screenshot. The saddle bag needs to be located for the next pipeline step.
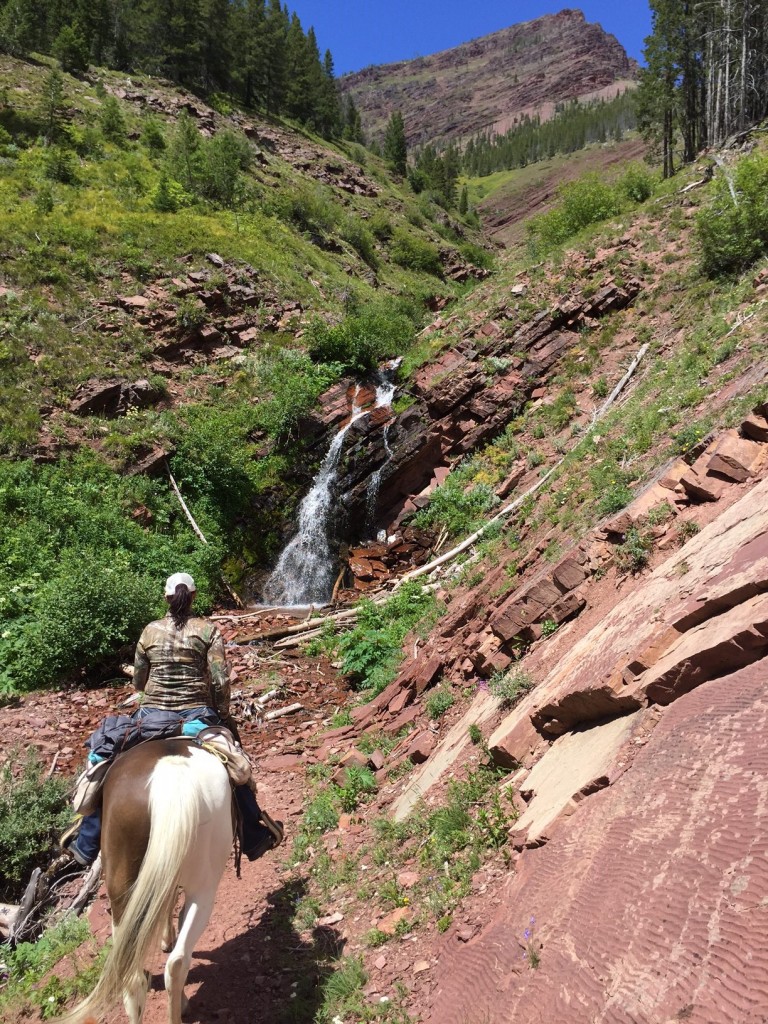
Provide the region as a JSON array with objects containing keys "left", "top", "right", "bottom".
[
  {"left": 195, "top": 726, "right": 254, "bottom": 788},
  {"left": 71, "top": 758, "right": 111, "bottom": 816}
]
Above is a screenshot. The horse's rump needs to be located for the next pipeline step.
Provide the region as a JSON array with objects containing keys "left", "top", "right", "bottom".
[{"left": 57, "top": 738, "right": 233, "bottom": 1024}]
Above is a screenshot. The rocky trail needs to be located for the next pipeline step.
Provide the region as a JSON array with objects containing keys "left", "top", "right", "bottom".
[{"left": 5, "top": 384, "right": 768, "bottom": 1024}]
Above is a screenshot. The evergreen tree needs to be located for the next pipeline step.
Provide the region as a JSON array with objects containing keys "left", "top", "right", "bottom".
[
  {"left": 262, "top": 0, "right": 288, "bottom": 115},
  {"left": 52, "top": 22, "right": 89, "bottom": 73},
  {"left": 38, "top": 65, "right": 66, "bottom": 143},
  {"left": 342, "top": 94, "right": 364, "bottom": 143},
  {"left": 383, "top": 110, "right": 407, "bottom": 175}
]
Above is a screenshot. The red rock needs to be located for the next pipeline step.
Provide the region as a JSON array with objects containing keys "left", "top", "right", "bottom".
[
  {"left": 257, "top": 753, "right": 303, "bottom": 772},
  {"left": 407, "top": 731, "right": 436, "bottom": 764},
  {"left": 705, "top": 429, "right": 764, "bottom": 482},
  {"left": 117, "top": 294, "right": 150, "bottom": 309},
  {"left": 424, "top": 661, "right": 768, "bottom": 1024},
  {"left": 741, "top": 414, "right": 768, "bottom": 442},
  {"left": 551, "top": 558, "right": 588, "bottom": 592},
  {"left": 377, "top": 906, "right": 412, "bottom": 935},
  {"left": 382, "top": 706, "right": 420, "bottom": 734},
  {"left": 679, "top": 467, "right": 728, "bottom": 502},
  {"left": 546, "top": 590, "right": 586, "bottom": 625},
  {"left": 396, "top": 870, "right": 420, "bottom": 888}
]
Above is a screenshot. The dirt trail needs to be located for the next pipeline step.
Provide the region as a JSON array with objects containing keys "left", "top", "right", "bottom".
[{"left": 0, "top": 617, "right": 349, "bottom": 1024}]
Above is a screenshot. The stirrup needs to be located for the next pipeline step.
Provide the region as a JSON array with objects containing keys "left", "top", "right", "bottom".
[
  {"left": 260, "top": 809, "right": 284, "bottom": 847},
  {"left": 58, "top": 817, "right": 82, "bottom": 850}
]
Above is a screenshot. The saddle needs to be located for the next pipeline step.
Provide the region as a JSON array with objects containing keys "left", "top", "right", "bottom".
[{"left": 73, "top": 718, "right": 259, "bottom": 816}]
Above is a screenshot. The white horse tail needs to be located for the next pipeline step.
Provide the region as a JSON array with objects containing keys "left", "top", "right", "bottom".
[{"left": 57, "top": 753, "right": 203, "bottom": 1024}]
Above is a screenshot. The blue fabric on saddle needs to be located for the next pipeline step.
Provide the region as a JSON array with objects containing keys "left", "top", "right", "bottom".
[{"left": 86, "top": 710, "right": 187, "bottom": 761}]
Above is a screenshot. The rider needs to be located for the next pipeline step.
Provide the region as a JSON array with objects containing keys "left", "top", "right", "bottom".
[{"left": 54, "top": 572, "right": 281, "bottom": 869}]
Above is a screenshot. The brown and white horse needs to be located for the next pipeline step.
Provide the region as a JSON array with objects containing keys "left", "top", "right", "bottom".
[{"left": 60, "top": 739, "right": 233, "bottom": 1024}]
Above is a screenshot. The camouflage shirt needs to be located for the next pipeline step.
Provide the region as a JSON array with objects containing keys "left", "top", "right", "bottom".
[{"left": 133, "top": 614, "right": 230, "bottom": 716}]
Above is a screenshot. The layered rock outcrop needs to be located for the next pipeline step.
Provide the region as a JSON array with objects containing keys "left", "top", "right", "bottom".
[
  {"left": 340, "top": 10, "right": 637, "bottom": 149},
  {"left": 310, "top": 275, "right": 643, "bottom": 556}
]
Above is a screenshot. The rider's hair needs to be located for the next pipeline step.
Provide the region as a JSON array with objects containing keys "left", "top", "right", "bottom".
[{"left": 168, "top": 584, "right": 194, "bottom": 629}]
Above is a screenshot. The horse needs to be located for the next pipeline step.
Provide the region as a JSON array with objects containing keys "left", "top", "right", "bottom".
[{"left": 59, "top": 738, "right": 234, "bottom": 1024}]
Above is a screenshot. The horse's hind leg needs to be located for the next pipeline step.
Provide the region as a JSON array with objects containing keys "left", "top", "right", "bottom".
[
  {"left": 122, "top": 968, "right": 150, "bottom": 1024},
  {"left": 161, "top": 887, "right": 182, "bottom": 953},
  {"left": 164, "top": 895, "right": 216, "bottom": 1024}
]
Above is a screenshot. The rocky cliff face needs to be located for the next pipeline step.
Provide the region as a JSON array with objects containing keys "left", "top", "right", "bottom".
[{"left": 340, "top": 9, "right": 637, "bottom": 148}]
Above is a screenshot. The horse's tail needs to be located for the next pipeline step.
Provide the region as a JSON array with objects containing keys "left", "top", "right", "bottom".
[{"left": 58, "top": 753, "right": 203, "bottom": 1024}]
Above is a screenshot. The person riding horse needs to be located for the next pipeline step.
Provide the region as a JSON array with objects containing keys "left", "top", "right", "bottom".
[{"left": 52, "top": 572, "right": 281, "bottom": 872}]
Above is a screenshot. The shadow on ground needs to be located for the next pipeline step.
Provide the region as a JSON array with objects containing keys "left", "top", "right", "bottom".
[{"left": 148, "top": 877, "right": 345, "bottom": 1024}]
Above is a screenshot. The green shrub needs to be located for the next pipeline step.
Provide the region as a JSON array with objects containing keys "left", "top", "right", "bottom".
[
  {"left": 389, "top": 227, "right": 442, "bottom": 276},
  {"left": 614, "top": 525, "right": 654, "bottom": 574},
  {"left": 339, "top": 216, "right": 378, "bottom": 268},
  {"left": 99, "top": 96, "right": 127, "bottom": 144},
  {"left": 0, "top": 748, "right": 70, "bottom": 897},
  {"left": 617, "top": 162, "right": 657, "bottom": 204},
  {"left": 336, "top": 765, "right": 377, "bottom": 812},
  {"left": 426, "top": 687, "right": 455, "bottom": 720},
  {"left": 528, "top": 172, "right": 621, "bottom": 254},
  {"left": 199, "top": 129, "right": 250, "bottom": 207},
  {"left": 141, "top": 115, "right": 166, "bottom": 154},
  {"left": 413, "top": 473, "right": 499, "bottom": 538},
  {"left": 697, "top": 153, "right": 768, "bottom": 276},
  {"left": 305, "top": 295, "right": 418, "bottom": 371},
  {"left": 489, "top": 669, "right": 534, "bottom": 708},
  {"left": 0, "top": 915, "right": 98, "bottom": 1019},
  {"left": 0, "top": 452, "right": 225, "bottom": 693},
  {"left": 252, "top": 348, "right": 341, "bottom": 438},
  {"left": 338, "top": 581, "right": 439, "bottom": 695}
]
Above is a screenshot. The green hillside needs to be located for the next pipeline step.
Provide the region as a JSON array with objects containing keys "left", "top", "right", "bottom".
[{"left": 0, "top": 54, "right": 489, "bottom": 693}]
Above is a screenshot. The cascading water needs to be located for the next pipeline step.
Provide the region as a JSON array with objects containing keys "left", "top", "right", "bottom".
[
  {"left": 262, "top": 371, "right": 397, "bottom": 607},
  {"left": 262, "top": 400, "right": 366, "bottom": 607}
]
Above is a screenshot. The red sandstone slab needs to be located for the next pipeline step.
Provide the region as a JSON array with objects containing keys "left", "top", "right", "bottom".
[{"left": 425, "top": 661, "right": 768, "bottom": 1024}]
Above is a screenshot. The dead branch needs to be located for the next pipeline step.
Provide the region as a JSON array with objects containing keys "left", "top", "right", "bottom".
[
  {"left": 166, "top": 461, "right": 209, "bottom": 545},
  {"left": 68, "top": 855, "right": 102, "bottom": 916},
  {"left": 263, "top": 702, "right": 303, "bottom": 721},
  {"left": 46, "top": 751, "right": 60, "bottom": 779},
  {"left": 165, "top": 461, "right": 244, "bottom": 608}
]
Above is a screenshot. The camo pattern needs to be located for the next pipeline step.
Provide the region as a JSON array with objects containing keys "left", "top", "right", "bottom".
[{"left": 133, "top": 614, "right": 230, "bottom": 715}]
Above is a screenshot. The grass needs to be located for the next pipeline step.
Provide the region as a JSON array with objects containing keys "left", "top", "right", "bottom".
[{"left": 0, "top": 916, "right": 104, "bottom": 1020}]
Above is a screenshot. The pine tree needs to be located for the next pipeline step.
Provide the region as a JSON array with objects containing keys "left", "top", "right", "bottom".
[
  {"left": 38, "top": 66, "right": 66, "bottom": 143},
  {"left": 262, "top": 0, "right": 287, "bottom": 115},
  {"left": 383, "top": 110, "right": 407, "bottom": 175}
]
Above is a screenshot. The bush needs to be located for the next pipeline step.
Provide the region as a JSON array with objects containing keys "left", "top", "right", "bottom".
[
  {"left": 489, "top": 669, "right": 534, "bottom": 708},
  {"left": 0, "top": 748, "right": 70, "bottom": 897},
  {"left": 697, "top": 153, "right": 768, "bottom": 276},
  {"left": 389, "top": 228, "right": 442, "bottom": 276},
  {"left": 199, "top": 129, "right": 250, "bottom": 207},
  {"left": 99, "top": 96, "right": 127, "bottom": 144},
  {"left": 528, "top": 172, "right": 621, "bottom": 254},
  {"left": 413, "top": 473, "right": 499, "bottom": 538},
  {"left": 305, "top": 295, "right": 418, "bottom": 371},
  {"left": 339, "top": 216, "right": 378, "bottom": 268},
  {"left": 141, "top": 115, "right": 166, "bottom": 154},
  {"left": 252, "top": 348, "right": 341, "bottom": 438},
  {"left": 426, "top": 687, "right": 455, "bottom": 720},
  {"left": 338, "top": 581, "right": 439, "bottom": 694},
  {"left": 617, "top": 162, "right": 657, "bottom": 204},
  {"left": 0, "top": 452, "right": 225, "bottom": 693}
]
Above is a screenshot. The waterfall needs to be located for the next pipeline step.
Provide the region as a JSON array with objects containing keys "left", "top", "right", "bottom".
[
  {"left": 262, "top": 370, "right": 397, "bottom": 608},
  {"left": 364, "top": 421, "right": 393, "bottom": 538}
]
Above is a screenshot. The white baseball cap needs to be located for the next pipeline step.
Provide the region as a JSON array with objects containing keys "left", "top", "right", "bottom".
[{"left": 164, "top": 572, "right": 197, "bottom": 596}]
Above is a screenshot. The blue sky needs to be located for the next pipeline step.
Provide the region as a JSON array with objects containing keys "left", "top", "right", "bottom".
[{"left": 290, "top": 2, "right": 653, "bottom": 76}]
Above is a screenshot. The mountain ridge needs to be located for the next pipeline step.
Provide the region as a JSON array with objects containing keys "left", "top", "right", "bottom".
[{"left": 340, "top": 8, "right": 638, "bottom": 149}]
